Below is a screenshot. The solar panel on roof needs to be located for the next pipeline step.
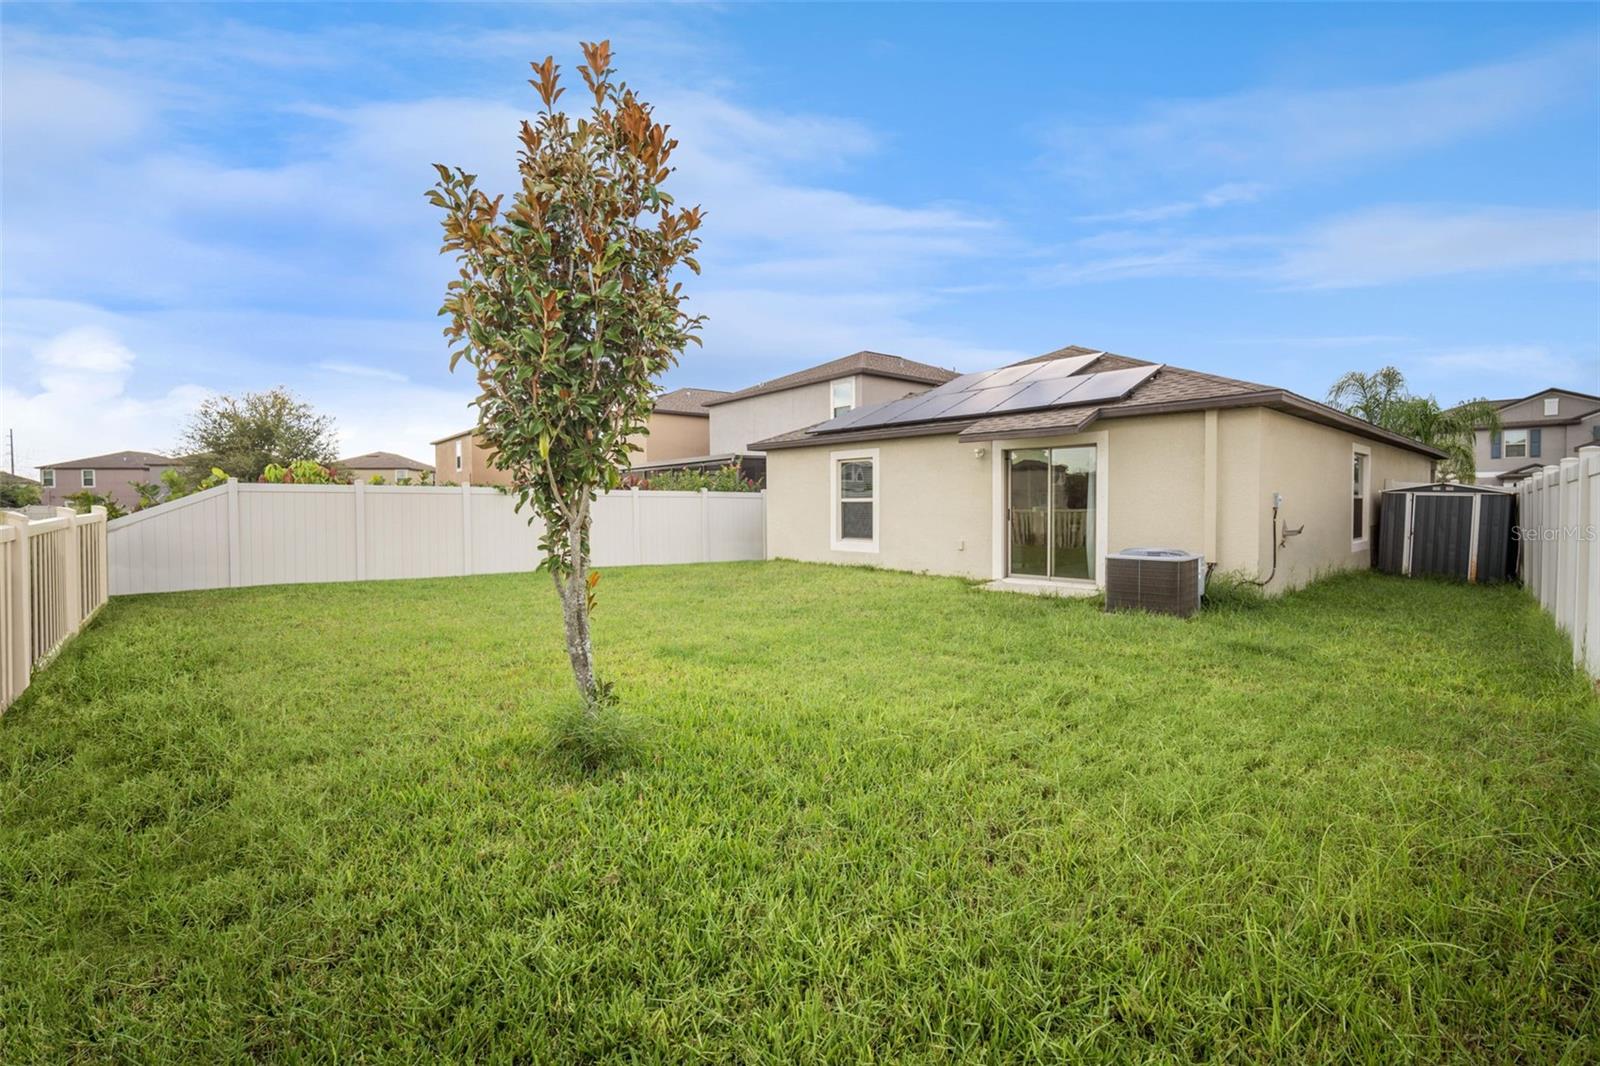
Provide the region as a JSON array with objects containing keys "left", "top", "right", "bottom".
[
  {"left": 1043, "top": 364, "right": 1159, "bottom": 406},
  {"left": 808, "top": 357, "right": 1162, "bottom": 435},
  {"left": 1010, "top": 354, "right": 1101, "bottom": 384}
]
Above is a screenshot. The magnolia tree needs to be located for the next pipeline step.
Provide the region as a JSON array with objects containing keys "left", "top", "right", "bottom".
[{"left": 429, "top": 41, "right": 704, "bottom": 710}]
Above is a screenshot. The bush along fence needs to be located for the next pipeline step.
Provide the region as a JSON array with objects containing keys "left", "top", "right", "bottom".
[
  {"left": 1, "top": 506, "right": 110, "bottom": 712},
  {"left": 107, "top": 480, "right": 767, "bottom": 596},
  {"left": 1516, "top": 452, "right": 1600, "bottom": 681}
]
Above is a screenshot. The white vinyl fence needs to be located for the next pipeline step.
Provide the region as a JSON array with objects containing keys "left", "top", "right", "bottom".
[
  {"left": 108, "top": 481, "right": 766, "bottom": 596},
  {"left": 1516, "top": 453, "right": 1600, "bottom": 681},
  {"left": 1, "top": 507, "right": 111, "bottom": 711}
]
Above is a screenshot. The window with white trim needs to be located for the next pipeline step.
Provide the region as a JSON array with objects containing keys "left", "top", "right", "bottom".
[
  {"left": 1351, "top": 447, "right": 1369, "bottom": 545},
  {"left": 395, "top": 469, "right": 408, "bottom": 482},
  {"left": 41, "top": 468, "right": 54, "bottom": 488},
  {"left": 1503, "top": 429, "right": 1528, "bottom": 458},
  {"left": 454, "top": 440, "right": 463, "bottom": 471},
  {"left": 830, "top": 378, "right": 856, "bottom": 419},
  {"left": 830, "top": 449, "right": 878, "bottom": 552},
  {"left": 1544, "top": 397, "right": 1559, "bottom": 416},
  {"left": 81, "top": 469, "right": 96, "bottom": 488}
]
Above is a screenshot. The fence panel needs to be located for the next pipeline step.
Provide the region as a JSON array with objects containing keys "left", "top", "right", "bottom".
[
  {"left": 1, "top": 507, "right": 111, "bottom": 712},
  {"left": 107, "top": 482, "right": 766, "bottom": 596},
  {"left": 1518, "top": 453, "right": 1600, "bottom": 681}
]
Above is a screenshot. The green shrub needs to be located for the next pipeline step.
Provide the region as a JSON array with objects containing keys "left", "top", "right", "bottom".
[{"left": 620, "top": 463, "right": 760, "bottom": 492}]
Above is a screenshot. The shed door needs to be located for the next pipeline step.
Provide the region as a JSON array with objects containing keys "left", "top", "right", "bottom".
[{"left": 1409, "top": 495, "right": 1474, "bottom": 579}]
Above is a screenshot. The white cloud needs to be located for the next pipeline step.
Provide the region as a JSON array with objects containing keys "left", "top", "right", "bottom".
[
  {"left": 1277, "top": 206, "right": 1600, "bottom": 289},
  {"left": 1047, "top": 206, "right": 1599, "bottom": 289},
  {"left": 1, "top": 327, "right": 211, "bottom": 473},
  {"left": 1055, "top": 37, "right": 1596, "bottom": 186},
  {"left": 316, "top": 362, "right": 409, "bottom": 383},
  {"left": 1076, "top": 182, "right": 1269, "bottom": 224}
]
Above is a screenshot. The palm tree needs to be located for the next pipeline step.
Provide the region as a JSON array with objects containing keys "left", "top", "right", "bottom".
[{"left": 1326, "top": 367, "right": 1500, "bottom": 483}]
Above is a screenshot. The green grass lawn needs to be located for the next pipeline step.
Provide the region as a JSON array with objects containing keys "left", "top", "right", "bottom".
[{"left": 2, "top": 563, "right": 1597, "bottom": 1062}]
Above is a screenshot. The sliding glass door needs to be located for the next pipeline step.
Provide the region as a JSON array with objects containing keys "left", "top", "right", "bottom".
[{"left": 1007, "top": 446, "right": 1095, "bottom": 580}]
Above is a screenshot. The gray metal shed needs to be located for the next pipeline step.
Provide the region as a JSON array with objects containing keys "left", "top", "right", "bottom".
[{"left": 1376, "top": 483, "right": 1518, "bottom": 583}]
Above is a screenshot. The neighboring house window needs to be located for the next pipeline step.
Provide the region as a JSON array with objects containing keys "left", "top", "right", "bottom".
[
  {"left": 830, "top": 448, "right": 878, "bottom": 552},
  {"left": 1503, "top": 429, "right": 1528, "bottom": 458},
  {"left": 81, "top": 469, "right": 96, "bottom": 488},
  {"left": 395, "top": 469, "right": 407, "bottom": 482},
  {"left": 830, "top": 378, "right": 856, "bottom": 418},
  {"left": 1351, "top": 447, "right": 1370, "bottom": 546},
  {"left": 1544, "top": 397, "right": 1559, "bottom": 416},
  {"left": 454, "top": 441, "right": 463, "bottom": 471},
  {"left": 41, "top": 469, "right": 54, "bottom": 488}
]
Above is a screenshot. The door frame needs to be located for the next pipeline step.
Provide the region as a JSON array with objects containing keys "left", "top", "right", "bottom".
[{"left": 988, "top": 431, "right": 1109, "bottom": 586}]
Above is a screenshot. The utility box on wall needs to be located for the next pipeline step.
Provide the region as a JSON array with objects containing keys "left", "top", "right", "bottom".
[{"left": 1376, "top": 483, "right": 1517, "bottom": 583}]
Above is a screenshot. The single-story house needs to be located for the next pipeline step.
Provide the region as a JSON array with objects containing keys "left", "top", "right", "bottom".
[
  {"left": 38, "top": 450, "right": 177, "bottom": 509},
  {"left": 335, "top": 451, "right": 435, "bottom": 483},
  {"left": 755, "top": 345, "right": 1443, "bottom": 595}
]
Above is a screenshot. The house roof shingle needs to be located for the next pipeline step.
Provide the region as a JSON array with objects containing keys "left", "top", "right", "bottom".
[
  {"left": 702, "top": 351, "right": 958, "bottom": 407},
  {"left": 652, "top": 386, "right": 729, "bottom": 417},
  {"left": 752, "top": 346, "right": 1445, "bottom": 459},
  {"left": 42, "top": 450, "right": 174, "bottom": 470},
  {"left": 336, "top": 451, "right": 435, "bottom": 472}
]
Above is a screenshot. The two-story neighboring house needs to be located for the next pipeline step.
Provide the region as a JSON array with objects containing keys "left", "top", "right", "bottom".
[
  {"left": 695, "top": 350, "right": 958, "bottom": 474},
  {"left": 1472, "top": 387, "right": 1600, "bottom": 486},
  {"left": 38, "top": 451, "right": 177, "bottom": 509},
  {"left": 432, "top": 386, "right": 732, "bottom": 486}
]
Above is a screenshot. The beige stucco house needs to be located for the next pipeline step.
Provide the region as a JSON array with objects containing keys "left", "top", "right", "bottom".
[
  {"left": 431, "top": 386, "right": 733, "bottom": 486},
  {"left": 626, "top": 387, "right": 728, "bottom": 464},
  {"left": 705, "top": 351, "right": 957, "bottom": 457},
  {"left": 757, "top": 346, "right": 1442, "bottom": 595},
  {"left": 1470, "top": 387, "right": 1600, "bottom": 486}
]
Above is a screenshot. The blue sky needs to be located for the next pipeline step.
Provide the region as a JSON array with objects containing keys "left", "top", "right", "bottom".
[{"left": 3, "top": 2, "right": 1597, "bottom": 474}]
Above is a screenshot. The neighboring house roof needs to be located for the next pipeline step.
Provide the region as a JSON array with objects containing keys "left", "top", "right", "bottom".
[
  {"left": 336, "top": 451, "right": 434, "bottom": 472},
  {"left": 653, "top": 386, "right": 729, "bottom": 417},
  {"left": 1490, "top": 386, "right": 1600, "bottom": 410},
  {"left": 0, "top": 471, "right": 40, "bottom": 487},
  {"left": 753, "top": 345, "right": 1447, "bottom": 460},
  {"left": 702, "top": 351, "right": 957, "bottom": 407},
  {"left": 41, "top": 450, "right": 174, "bottom": 470},
  {"left": 430, "top": 427, "right": 478, "bottom": 446}
]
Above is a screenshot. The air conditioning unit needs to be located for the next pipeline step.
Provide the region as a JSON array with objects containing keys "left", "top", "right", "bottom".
[{"left": 1104, "top": 548, "right": 1205, "bottom": 618}]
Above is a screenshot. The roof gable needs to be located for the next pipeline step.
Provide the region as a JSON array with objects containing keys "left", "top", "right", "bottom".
[{"left": 703, "top": 351, "right": 957, "bottom": 407}]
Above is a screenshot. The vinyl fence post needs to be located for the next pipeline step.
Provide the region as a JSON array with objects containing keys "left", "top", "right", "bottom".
[
  {"left": 353, "top": 480, "right": 367, "bottom": 582},
  {"left": 631, "top": 486, "right": 642, "bottom": 566},
  {"left": 699, "top": 488, "right": 709, "bottom": 563},
  {"left": 1557, "top": 458, "right": 1580, "bottom": 638},
  {"left": 226, "top": 478, "right": 242, "bottom": 588},
  {"left": 760, "top": 488, "right": 768, "bottom": 561},
  {"left": 56, "top": 508, "right": 83, "bottom": 636},
  {"left": 2, "top": 512, "right": 31, "bottom": 703},
  {"left": 461, "top": 481, "right": 473, "bottom": 576}
]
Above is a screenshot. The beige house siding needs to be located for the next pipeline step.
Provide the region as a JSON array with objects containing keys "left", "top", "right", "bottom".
[
  {"left": 627, "top": 412, "right": 711, "bottom": 464},
  {"left": 1253, "top": 409, "right": 1432, "bottom": 590},
  {"left": 765, "top": 406, "right": 1434, "bottom": 594},
  {"left": 432, "top": 433, "right": 513, "bottom": 487},
  {"left": 711, "top": 375, "right": 942, "bottom": 455},
  {"left": 766, "top": 434, "right": 994, "bottom": 578}
]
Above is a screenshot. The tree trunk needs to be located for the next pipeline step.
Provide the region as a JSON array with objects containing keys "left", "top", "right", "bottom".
[{"left": 553, "top": 510, "right": 600, "bottom": 713}]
